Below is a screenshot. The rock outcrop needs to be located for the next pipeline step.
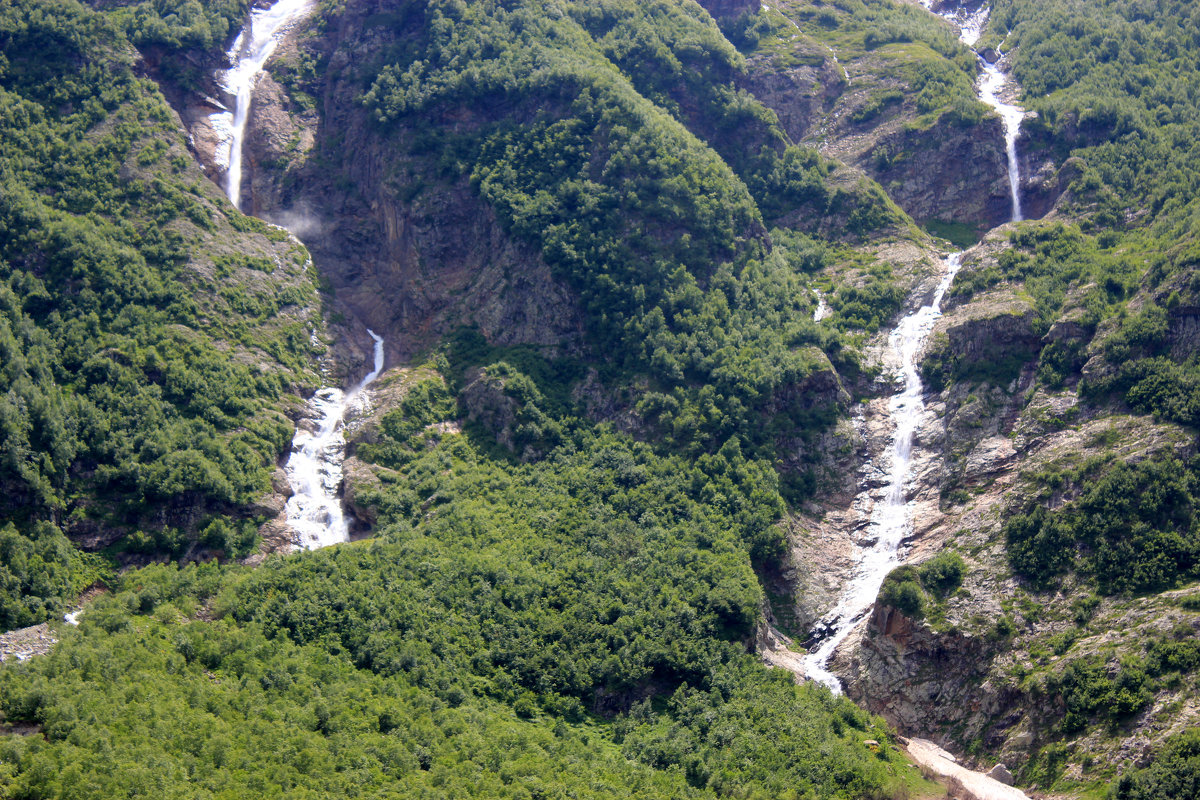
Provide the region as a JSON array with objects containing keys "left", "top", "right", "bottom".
[
  {"left": 864, "top": 116, "right": 1012, "bottom": 228},
  {"left": 743, "top": 30, "right": 1012, "bottom": 229},
  {"left": 838, "top": 603, "right": 1003, "bottom": 740},
  {"left": 0, "top": 623, "right": 57, "bottom": 663}
]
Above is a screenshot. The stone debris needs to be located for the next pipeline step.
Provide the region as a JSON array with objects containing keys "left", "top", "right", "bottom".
[{"left": 0, "top": 623, "right": 57, "bottom": 663}]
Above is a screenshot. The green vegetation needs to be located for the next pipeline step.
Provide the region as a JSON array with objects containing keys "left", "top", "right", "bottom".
[
  {"left": 359, "top": 0, "right": 903, "bottom": 463},
  {"left": 0, "top": 391, "right": 920, "bottom": 797},
  {"left": 1004, "top": 457, "right": 1200, "bottom": 594},
  {"left": 1111, "top": 729, "right": 1200, "bottom": 800},
  {"left": 877, "top": 552, "right": 966, "bottom": 620},
  {"left": 0, "top": 0, "right": 321, "bottom": 624},
  {"left": 107, "top": 0, "right": 251, "bottom": 90},
  {"left": 1021, "top": 622, "right": 1200, "bottom": 739},
  {"left": 764, "top": 0, "right": 985, "bottom": 126}
]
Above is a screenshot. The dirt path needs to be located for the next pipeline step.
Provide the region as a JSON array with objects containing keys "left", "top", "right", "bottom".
[
  {"left": 906, "top": 738, "right": 1030, "bottom": 800},
  {"left": 761, "top": 626, "right": 1031, "bottom": 800}
]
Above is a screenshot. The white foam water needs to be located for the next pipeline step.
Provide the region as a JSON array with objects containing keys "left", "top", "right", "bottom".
[
  {"left": 213, "top": 0, "right": 314, "bottom": 209},
  {"left": 803, "top": 255, "right": 963, "bottom": 692},
  {"left": 813, "top": 290, "right": 832, "bottom": 322},
  {"left": 924, "top": 1, "right": 1027, "bottom": 221},
  {"left": 978, "top": 60, "right": 1026, "bottom": 222},
  {"left": 804, "top": 1, "right": 1030, "bottom": 691},
  {"left": 284, "top": 331, "right": 385, "bottom": 550}
]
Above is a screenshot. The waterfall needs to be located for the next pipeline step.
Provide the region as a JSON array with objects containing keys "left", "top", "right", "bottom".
[
  {"left": 925, "top": 1, "right": 1027, "bottom": 221},
  {"left": 284, "top": 331, "right": 386, "bottom": 550},
  {"left": 802, "top": 0, "right": 1029, "bottom": 693},
  {"left": 803, "top": 255, "right": 963, "bottom": 692},
  {"left": 978, "top": 61, "right": 1026, "bottom": 222},
  {"left": 216, "top": 0, "right": 383, "bottom": 550},
  {"left": 213, "top": 0, "right": 314, "bottom": 209},
  {"left": 813, "top": 290, "right": 831, "bottom": 322}
]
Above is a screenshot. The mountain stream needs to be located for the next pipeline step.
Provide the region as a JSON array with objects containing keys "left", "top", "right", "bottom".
[
  {"left": 216, "top": 0, "right": 384, "bottom": 550},
  {"left": 802, "top": 0, "right": 1026, "bottom": 691},
  {"left": 213, "top": 0, "right": 313, "bottom": 211}
]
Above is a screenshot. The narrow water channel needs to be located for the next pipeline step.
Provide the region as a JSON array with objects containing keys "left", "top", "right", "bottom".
[
  {"left": 214, "top": 0, "right": 385, "bottom": 550},
  {"left": 804, "top": 0, "right": 1026, "bottom": 690}
]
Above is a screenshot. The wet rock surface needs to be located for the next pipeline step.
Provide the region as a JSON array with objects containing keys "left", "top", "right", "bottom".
[{"left": 0, "top": 623, "right": 57, "bottom": 663}]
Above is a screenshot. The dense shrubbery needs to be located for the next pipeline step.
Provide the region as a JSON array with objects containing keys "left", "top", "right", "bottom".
[
  {"left": 1005, "top": 457, "right": 1200, "bottom": 594},
  {"left": 108, "top": 0, "right": 251, "bottom": 89},
  {"left": 0, "top": 523, "right": 108, "bottom": 630},
  {"left": 360, "top": 0, "right": 903, "bottom": 459},
  {"left": 0, "top": 403, "right": 916, "bottom": 798},
  {"left": 0, "top": 0, "right": 319, "bottom": 623},
  {"left": 1026, "top": 623, "right": 1200, "bottom": 737},
  {"left": 1112, "top": 729, "right": 1200, "bottom": 800},
  {"left": 877, "top": 551, "right": 966, "bottom": 619}
]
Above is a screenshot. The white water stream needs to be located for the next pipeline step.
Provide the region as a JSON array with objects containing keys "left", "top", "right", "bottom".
[
  {"left": 813, "top": 290, "right": 831, "bottom": 322},
  {"left": 214, "top": 0, "right": 314, "bottom": 209},
  {"left": 216, "top": 0, "right": 384, "bottom": 550},
  {"left": 804, "top": 1, "right": 1026, "bottom": 691},
  {"left": 803, "top": 254, "right": 963, "bottom": 691},
  {"left": 285, "top": 331, "right": 385, "bottom": 549},
  {"left": 930, "top": 1, "right": 1027, "bottom": 220},
  {"left": 978, "top": 61, "right": 1025, "bottom": 222}
]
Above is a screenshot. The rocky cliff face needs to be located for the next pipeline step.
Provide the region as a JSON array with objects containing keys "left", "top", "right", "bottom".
[
  {"left": 166, "top": 2, "right": 586, "bottom": 363},
  {"left": 743, "top": 35, "right": 1012, "bottom": 229},
  {"left": 865, "top": 116, "right": 1012, "bottom": 228},
  {"left": 812, "top": 232, "right": 1200, "bottom": 781},
  {"left": 262, "top": 7, "right": 584, "bottom": 361}
]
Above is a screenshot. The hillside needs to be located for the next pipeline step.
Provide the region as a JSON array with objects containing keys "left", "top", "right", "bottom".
[
  {"left": 0, "top": 0, "right": 326, "bottom": 629},
  {"left": 0, "top": 0, "right": 1198, "bottom": 797}
]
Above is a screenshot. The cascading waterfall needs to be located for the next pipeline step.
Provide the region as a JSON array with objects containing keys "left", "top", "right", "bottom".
[
  {"left": 213, "top": 0, "right": 314, "bottom": 209},
  {"left": 284, "top": 331, "right": 385, "bottom": 550},
  {"left": 217, "top": 0, "right": 384, "bottom": 550},
  {"left": 978, "top": 60, "right": 1025, "bottom": 222},
  {"left": 927, "top": 0, "right": 1027, "bottom": 220},
  {"left": 803, "top": 255, "right": 963, "bottom": 691},
  {"left": 804, "top": 1, "right": 1026, "bottom": 691}
]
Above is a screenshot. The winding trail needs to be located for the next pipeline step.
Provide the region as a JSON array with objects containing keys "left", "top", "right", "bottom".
[{"left": 906, "top": 738, "right": 1029, "bottom": 800}]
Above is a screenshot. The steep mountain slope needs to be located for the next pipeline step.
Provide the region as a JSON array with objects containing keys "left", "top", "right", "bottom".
[
  {"left": 0, "top": 0, "right": 945, "bottom": 796},
  {"left": 0, "top": 0, "right": 325, "bottom": 628},
  {"left": 2, "top": 0, "right": 1199, "bottom": 797},
  {"left": 816, "top": 0, "right": 1200, "bottom": 793}
]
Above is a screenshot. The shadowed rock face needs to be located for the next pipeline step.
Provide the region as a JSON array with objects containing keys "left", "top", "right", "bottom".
[
  {"left": 235, "top": 0, "right": 585, "bottom": 362},
  {"left": 697, "top": 0, "right": 760, "bottom": 20},
  {"left": 742, "top": 48, "right": 1012, "bottom": 230}
]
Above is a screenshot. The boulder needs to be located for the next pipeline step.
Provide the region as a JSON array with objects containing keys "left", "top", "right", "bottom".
[{"left": 988, "top": 764, "right": 1014, "bottom": 785}]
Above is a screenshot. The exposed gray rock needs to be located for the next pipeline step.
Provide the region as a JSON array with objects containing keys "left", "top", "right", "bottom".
[
  {"left": 988, "top": 764, "right": 1014, "bottom": 785},
  {"left": 0, "top": 623, "right": 57, "bottom": 663}
]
